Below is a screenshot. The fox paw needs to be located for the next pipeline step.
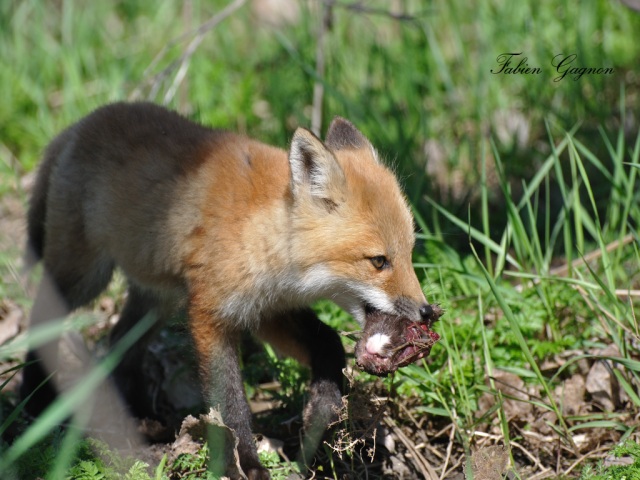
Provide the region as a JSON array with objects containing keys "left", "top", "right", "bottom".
[{"left": 246, "top": 466, "right": 270, "bottom": 480}]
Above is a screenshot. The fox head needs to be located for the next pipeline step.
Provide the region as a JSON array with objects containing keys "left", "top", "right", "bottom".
[{"left": 288, "top": 117, "right": 429, "bottom": 325}]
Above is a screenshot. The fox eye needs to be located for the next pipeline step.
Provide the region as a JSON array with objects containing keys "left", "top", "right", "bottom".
[{"left": 370, "top": 255, "right": 388, "bottom": 270}]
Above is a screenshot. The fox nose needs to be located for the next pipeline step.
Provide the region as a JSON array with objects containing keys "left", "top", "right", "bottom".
[{"left": 419, "top": 304, "right": 433, "bottom": 320}]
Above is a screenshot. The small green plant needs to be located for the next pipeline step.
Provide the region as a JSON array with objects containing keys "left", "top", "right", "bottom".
[
  {"left": 580, "top": 440, "right": 640, "bottom": 480},
  {"left": 258, "top": 450, "right": 300, "bottom": 480},
  {"left": 170, "top": 443, "right": 210, "bottom": 479},
  {"left": 0, "top": 434, "right": 160, "bottom": 480},
  {"left": 66, "top": 438, "right": 156, "bottom": 480}
]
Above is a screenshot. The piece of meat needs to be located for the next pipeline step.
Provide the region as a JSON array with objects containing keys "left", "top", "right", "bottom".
[{"left": 355, "top": 305, "right": 442, "bottom": 376}]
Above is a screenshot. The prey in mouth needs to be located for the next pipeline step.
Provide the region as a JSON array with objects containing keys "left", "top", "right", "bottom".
[{"left": 355, "top": 304, "right": 443, "bottom": 376}]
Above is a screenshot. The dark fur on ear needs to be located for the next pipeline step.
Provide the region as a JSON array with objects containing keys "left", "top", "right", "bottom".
[{"left": 325, "top": 117, "right": 371, "bottom": 151}]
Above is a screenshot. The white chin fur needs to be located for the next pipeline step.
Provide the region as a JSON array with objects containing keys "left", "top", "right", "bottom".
[
  {"left": 299, "top": 265, "right": 396, "bottom": 324},
  {"left": 366, "top": 333, "right": 391, "bottom": 356}
]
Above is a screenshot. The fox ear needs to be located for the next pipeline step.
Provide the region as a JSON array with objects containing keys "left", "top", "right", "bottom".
[
  {"left": 325, "top": 117, "right": 374, "bottom": 154},
  {"left": 289, "top": 127, "right": 346, "bottom": 207}
]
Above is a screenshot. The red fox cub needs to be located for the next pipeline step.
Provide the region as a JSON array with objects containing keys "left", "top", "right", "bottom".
[{"left": 22, "top": 102, "right": 431, "bottom": 479}]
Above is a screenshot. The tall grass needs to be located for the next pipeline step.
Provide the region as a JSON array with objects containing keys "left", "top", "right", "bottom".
[{"left": 405, "top": 117, "right": 639, "bottom": 476}]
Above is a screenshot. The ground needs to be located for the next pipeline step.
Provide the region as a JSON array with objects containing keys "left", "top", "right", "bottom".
[{"left": 0, "top": 180, "right": 638, "bottom": 479}]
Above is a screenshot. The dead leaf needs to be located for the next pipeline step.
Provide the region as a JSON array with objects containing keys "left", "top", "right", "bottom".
[
  {"left": 529, "top": 410, "right": 558, "bottom": 436},
  {"left": 173, "top": 408, "right": 246, "bottom": 479},
  {"left": 469, "top": 445, "right": 510, "bottom": 480},
  {"left": 492, "top": 370, "right": 533, "bottom": 420},
  {"left": 586, "top": 345, "right": 621, "bottom": 411},
  {"left": 556, "top": 374, "right": 586, "bottom": 416},
  {"left": 603, "top": 455, "right": 634, "bottom": 467}
]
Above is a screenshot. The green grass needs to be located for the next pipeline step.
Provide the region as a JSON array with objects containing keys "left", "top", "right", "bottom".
[
  {"left": 1, "top": 0, "right": 640, "bottom": 478},
  {"left": 2, "top": 0, "right": 639, "bottom": 194},
  {"left": 7, "top": 435, "right": 163, "bottom": 480},
  {"left": 397, "top": 123, "right": 640, "bottom": 475}
]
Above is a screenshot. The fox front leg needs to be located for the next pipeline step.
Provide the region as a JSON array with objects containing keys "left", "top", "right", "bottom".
[
  {"left": 189, "top": 309, "right": 268, "bottom": 480},
  {"left": 257, "top": 308, "right": 346, "bottom": 467}
]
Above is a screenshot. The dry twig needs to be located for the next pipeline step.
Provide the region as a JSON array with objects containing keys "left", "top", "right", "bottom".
[
  {"left": 321, "top": 0, "right": 421, "bottom": 22},
  {"left": 515, "top": 233, "right": 636, "bottom": 293},
  {"left": 310, "top": 2, "right": 332, "bottom": 136},
  {"left": 441, "top": 456, "right": 464, "bottom": 479},
  {"left": 439, "top": 424, "right": 455, "bottom": 480},
  {"left": 130, "top": 0, "right": 247, "bottom": 104},
  {"left": 510, "top": 440, "right": 551, "bottom": 477},
  {"left": 562, "top": 446, "right": 611, "bottom": 477},
  {"left": 549, "top": 234, "right": 634, "bottom": 277},
  {"left": 384, "top": 416, "right": 439, "bottom": 480}
]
